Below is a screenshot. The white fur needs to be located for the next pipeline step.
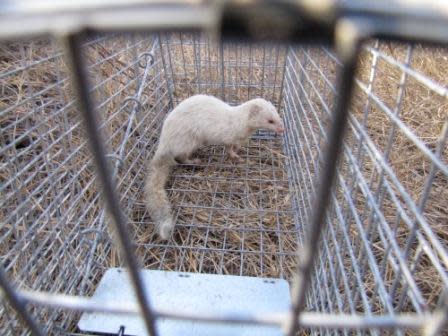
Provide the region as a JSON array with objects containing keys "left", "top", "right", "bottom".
[{"left": 145, "top": 95, "right": 284, "bottom": 239}]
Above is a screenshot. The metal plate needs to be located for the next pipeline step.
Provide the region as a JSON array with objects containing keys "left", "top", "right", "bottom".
[{"left": 78, "top": 268, "right": 290, "bottom": 335}]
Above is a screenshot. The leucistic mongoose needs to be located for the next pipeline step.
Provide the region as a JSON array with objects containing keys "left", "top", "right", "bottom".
[{"left": 145, "top": 94, "right": 285, "bottom": 240}]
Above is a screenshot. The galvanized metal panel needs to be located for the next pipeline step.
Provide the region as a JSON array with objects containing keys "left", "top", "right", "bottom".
[{"left": 78, "top": 268, "right": 291, "bottom": 335}]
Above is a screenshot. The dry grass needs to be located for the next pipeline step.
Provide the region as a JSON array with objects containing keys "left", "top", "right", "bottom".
[
  {"left": 0, "top": 33, "right": 447, "bottom": 336},
  {"left": 351, "top": 42, "right": 448, "bottom": 311},
  {"left": 299, "top": 42, "right": 447, "bottom": 315}
]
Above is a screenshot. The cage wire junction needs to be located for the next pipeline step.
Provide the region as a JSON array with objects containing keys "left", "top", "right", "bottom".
[{"left": 0, "top": 1, "right": 448, "bottom": 335}]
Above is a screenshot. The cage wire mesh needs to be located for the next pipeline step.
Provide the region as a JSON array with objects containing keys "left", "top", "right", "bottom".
[{"left": 0, "top": 29, "right": 447, "bottom": 336}]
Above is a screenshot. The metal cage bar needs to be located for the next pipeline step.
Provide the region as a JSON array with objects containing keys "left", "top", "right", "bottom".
[
  {"left": 63, "top": 32, "right": 159, "bottom": 336},
  {"left": 0, "top": 1, "right": 447, "bottom": 335}
]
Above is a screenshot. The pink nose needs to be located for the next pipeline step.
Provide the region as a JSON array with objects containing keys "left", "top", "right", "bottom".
[{"left": 276, "top": 126, "right": 285, "bottom": 134}]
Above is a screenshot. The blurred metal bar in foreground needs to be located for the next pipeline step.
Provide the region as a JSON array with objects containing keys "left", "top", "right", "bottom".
[
  {"left": 0, "top": 267, "right": 44, "bottom": 336},
  {"left": 0, "top": 0, "right": 218, "bottom": 39},
  {"left": 63, "top": 32, "right": 159, "bottom": 336},
  {"left": 16, "top": 287, "right": 432, "bottom": 331},
  {"left": 0, "top": 0, "right": 448, "bottom": 45}
]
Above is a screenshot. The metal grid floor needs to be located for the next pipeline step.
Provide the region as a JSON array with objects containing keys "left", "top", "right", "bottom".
[{"left": 131, "top": 135, "right": 298, "bottom": 279}]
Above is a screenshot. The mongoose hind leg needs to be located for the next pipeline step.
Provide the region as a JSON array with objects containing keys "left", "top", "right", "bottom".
[
  {"left": 188, "top": 157, "right": 202, "bottom": 165},
  {"left": 175, "top": 154, "right": 202, "bottom": 165}
]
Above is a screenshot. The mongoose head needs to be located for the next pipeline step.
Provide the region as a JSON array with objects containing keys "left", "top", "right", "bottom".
[{"left": 247, "top": 98, "right": 285, "bottom": 134}]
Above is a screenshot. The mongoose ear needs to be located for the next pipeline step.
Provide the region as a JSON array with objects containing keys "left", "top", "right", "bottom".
[{"left": 249, "top": 104, "right": 261, "bottom": 118}]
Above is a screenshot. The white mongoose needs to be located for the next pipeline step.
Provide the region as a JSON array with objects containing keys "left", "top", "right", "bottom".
[{"left": 145, "top": 94, "right": 285, "bottom": 239}]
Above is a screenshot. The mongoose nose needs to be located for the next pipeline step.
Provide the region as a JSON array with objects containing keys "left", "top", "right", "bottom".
[{"left": 276, "top": 126, "right": 285, "bottom": 134}]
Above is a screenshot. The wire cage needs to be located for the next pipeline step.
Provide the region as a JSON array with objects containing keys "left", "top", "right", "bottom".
[{"left": 0, "top": 2, "right": 447, "bottom": 336}]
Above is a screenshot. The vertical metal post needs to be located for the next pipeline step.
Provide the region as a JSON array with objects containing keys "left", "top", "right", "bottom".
[
  {"left": 277, "top": 46, "right": 289, "bottom": 110},
  {"left": 157, "top": 33, "right": 174, "bottom": 109},
  {"left": 0, "top": 266, "right": 44, "bottom": 336},
  {"left": 424, "top": 291, "right": 448, "bottom": 336},
  {"left": 287, "top": 21, "right": 361, "bottom": 336},
  {"left": 219, "top": 42, "right": 225, "bottom": 100},
  {"left": 63, "top": 32, "right": 158, "bottom": 336}
]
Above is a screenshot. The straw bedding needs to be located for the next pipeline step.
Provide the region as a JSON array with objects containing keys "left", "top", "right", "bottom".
[{"left": 0, "top": 35, "right": 446, "bottom": 334}]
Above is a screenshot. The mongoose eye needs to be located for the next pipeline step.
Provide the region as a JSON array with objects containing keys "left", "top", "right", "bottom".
[{"left": 268, "top": 119, "right": 274, "bottom": 124}]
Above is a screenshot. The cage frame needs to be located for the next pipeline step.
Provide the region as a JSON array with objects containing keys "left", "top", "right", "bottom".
[{"left": 0, "top": 1, "right": 447, "bottom": 335}]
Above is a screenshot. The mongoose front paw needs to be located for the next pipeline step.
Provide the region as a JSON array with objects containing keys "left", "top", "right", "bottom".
[{"left": 229, "top": 154, "right": 244, "bottom": 163}]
